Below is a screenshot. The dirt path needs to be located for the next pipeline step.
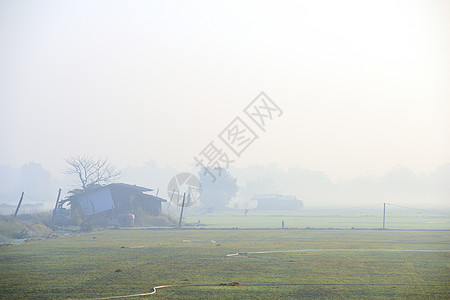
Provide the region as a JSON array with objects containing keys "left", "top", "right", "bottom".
[{"left": 226, "top": 248, "right": 450, "bottom": 257}]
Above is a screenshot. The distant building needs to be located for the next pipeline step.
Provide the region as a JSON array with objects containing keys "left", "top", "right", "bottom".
[
  {"left": 253, "top": 194, "right": 303, "bottom": 211},
  {"left": 62, "top": 183, "right": 166, "bottom": 227}
]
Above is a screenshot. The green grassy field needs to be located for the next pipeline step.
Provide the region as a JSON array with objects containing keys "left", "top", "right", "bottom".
[
  {"left": 0, "top": 229, "right": 449, "bottom": 299},
  {"left": 181, "top": 208, "right": 450, "bottom": 230}
]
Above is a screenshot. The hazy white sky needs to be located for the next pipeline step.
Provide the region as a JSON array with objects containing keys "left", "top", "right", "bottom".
[{"left": 1, "top": 0, "right": 449, "bottom": 182}]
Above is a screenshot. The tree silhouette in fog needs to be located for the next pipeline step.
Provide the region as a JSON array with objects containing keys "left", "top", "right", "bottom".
[
  {"left": 64, "top": 155, "right": 120, "bottom": 192},
  {"left": 198, "top": 169, "right": 238, "bottom": 211}
]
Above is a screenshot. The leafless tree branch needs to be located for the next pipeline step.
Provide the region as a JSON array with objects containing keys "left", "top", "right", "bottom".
[{"left": 64, "top": 155, "right": 121, "bottom": 190}]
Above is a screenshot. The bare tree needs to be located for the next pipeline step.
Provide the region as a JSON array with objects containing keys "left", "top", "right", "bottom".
[{"left": 65, "top": 155, "right": 121, "bottom": 190}]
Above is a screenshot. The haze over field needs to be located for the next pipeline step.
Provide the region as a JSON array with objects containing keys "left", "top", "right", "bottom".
[{"left": 0, "top": 0, "right": 449, "bottom": 209}]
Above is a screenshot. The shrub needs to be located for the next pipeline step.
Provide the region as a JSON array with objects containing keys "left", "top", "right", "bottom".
[
  {"left": 0, "top": 220, "right": 29, "bottom": 239},
  {"left": 16, "top": 211, "right": 53, "bottom": 224},
  {"left": 134, "top": 213, "right": 177, "bottom": 227}
]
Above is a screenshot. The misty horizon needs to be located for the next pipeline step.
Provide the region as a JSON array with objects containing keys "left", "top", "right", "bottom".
[{"left": 0, "top": 159, "right": 448, "bottom": 211}]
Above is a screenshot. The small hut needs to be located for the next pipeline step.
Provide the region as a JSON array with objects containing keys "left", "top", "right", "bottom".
[{"left": 66, "top": 183, "right": 166, "bottom": 227}]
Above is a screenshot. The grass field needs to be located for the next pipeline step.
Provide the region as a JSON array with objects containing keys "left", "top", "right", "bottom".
[
  {"left": 181, "top": 208, "right": 450, "bottom": 230},
  {"left": 0, "top": 229, "right": 449, "bottom": 299}
]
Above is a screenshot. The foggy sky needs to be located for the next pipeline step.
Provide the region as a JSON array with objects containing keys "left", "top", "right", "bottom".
[{"left": 1, "top": 1, "right": 449, "bottom": 184}]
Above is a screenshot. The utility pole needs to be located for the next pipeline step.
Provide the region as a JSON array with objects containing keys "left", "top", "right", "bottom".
[
  {"left": 54, "top": 189, "right": 62, "bottom": 210},
  {"left": 53, "top": 189, "right": 62, "bottom": 222},
  {"left": 178, "top": 193, "right": 186, "bottom": 228},
  {"left": 382, "top": 202, "right": 386, "bottom": 230},
  {"left": 167, "top": 188, "right": 175, "bottom": 211},
  {"left": 14, "top": 192, "right": 24, "bottom": 217}
]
